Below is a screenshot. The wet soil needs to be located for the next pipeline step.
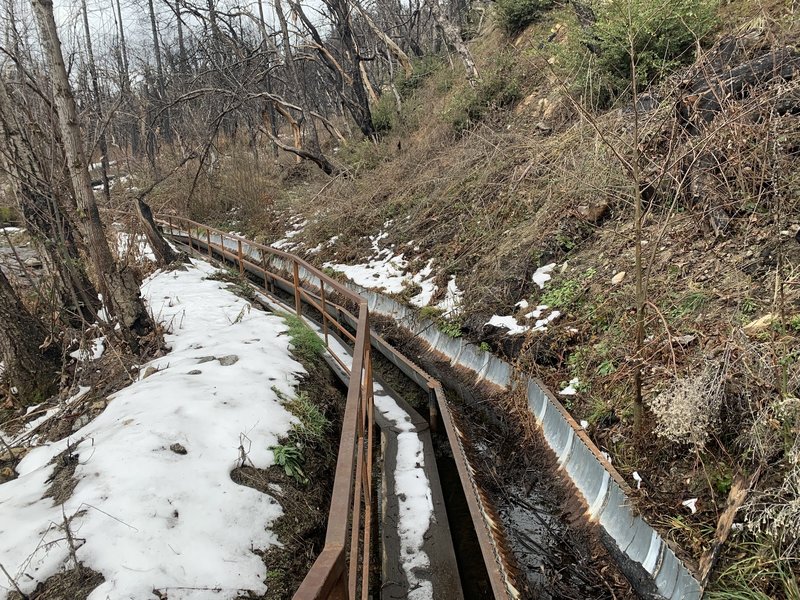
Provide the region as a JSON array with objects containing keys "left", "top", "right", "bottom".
[{"left": 7, "top": 565, "right": 104, "bottom": 600}]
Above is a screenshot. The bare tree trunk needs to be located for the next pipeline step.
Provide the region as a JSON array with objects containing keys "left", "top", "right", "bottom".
[
  {"left": 0, "top": 268, "right": 60, "bottom": 405},
  {"left": 351, "top": 0, "right": 414, "bottom": 79},
  {"left": 0, "top": 78, "right": 100, "bottom": 325},
  {"left": 147, "top": 0, "right": 170, "bottom": 147},
  {"left": 31, "top": 0, "right": 153, "bottom": 345},
  {"left": 425, "top": 0, "right": 479, "bottom": 82},
  {"left": 81, "top": 0, "right": 111, "bottom": 203}
]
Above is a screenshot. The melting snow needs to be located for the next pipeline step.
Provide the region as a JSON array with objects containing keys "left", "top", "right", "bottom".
[
  {"left": 682, "top": 498, "right": 698, "bottom": 514},
  {"left": 0, "top": 259, "right": 304, "bottom": 600},
  {"left": 486, "top": 315, "right": 529, "bottom": 335},
  {"left": 488, "top": 304, "right": 560, "bottom": 336},
  {"left": 116, "top": 231, "right": 155, "bottom": 262},
  {"left": 533, "top": 263, "right": 557, "bottom": 289},
  {"left": 70, "top": 337, "right": 106, "bottom": 362},
  {"left": 438, "top": 276, "right": 463, "bottom": 314},
  {"left": 271, "top": 218, "right": 307, "bottom": 250},
  {"left": 325, "top": 231, "right": 462, "bottom": 316},
  {"left": 559, "top": 377, "right": 581, "bottom": 396},
  {"left": 1, "top": 387, "right": 91, "bottom": 448}
]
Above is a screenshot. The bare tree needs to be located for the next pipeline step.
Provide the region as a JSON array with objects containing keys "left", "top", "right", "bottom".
[{"left": 30, "top": 0, "right": 153, "bottom": 345}]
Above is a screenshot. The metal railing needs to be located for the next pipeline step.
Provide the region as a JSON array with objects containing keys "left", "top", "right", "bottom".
[{"left": 155, "top": 215, "right": 376, "bottom": 600}]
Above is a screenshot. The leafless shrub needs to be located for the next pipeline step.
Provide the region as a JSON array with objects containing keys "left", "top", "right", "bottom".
[
  {"left": 745, "top": 414, "right": 800, "bottom": 556},
  {"left": 647, "top": 361, "right": 726, "bottom": 448}
]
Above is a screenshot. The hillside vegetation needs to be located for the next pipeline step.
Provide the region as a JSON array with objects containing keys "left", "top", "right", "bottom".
[{"left": 149, "top": 0, "right": 800, "bottom": 596}]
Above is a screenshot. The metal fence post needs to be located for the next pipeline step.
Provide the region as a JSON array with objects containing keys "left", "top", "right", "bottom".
[
  {"left": 321, "top": 279, "right": 329, "bottom": 345},
  {"left": 293, "top": 261, "right": 302, "bottom": 316}
]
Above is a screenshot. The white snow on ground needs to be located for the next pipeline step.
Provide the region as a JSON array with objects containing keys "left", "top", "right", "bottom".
[
  {"left": 0, "top": 227, "right": 23, "bottom": 234},
  {"left": 486, "top": 315, "right": 530, "bottom": 335},
  {"left": 0, "top": 259, "right": 305, "bottom": 600},
  {"left": 524, "top": 304, "right": 549, "bottom": 319},
  {"left": 69, "top": 337, "right": 106, "bottom": 362},
  {"left": 409, "top": 260, "right": 436, "bottom": 307},
  {"left": 437, "top": 276, "right": 463, "bottom": 314},
  {"left": 486, "top": 304, "right": 561, "bottom": 336},
  {"left": 559, "top": 377, "right": 581, "bottom": 396},
  {"left": 374, "top": 395, "right": 434, "bottom": 600},
  {"left": 116, "top": 231, "right": 155, "bottom": 262},
  {"left": 324, "top": 230, "right": 410, "bottom": 294},
  {"left": 271, "top": 218, "right": 307, "bottom": 250},
  {"left": 533, "top": 263, "right": 557, "bottom": 289},
  {"left": 324, "top": 228, "right": 463, "bottom": 315}
]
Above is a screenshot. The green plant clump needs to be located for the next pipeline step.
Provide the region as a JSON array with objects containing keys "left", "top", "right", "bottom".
[
  {"left": 371, "top": 94, "right": 397, "bottom": 133},
  {"left": 270, "top": 387, "right": 331, "bottom": 484},
  {"left": 589, "top": 0, "right": 717, "bottom": 100},
  {"left": 447, "top": 53, "right": 524, "bottom": 130},
  {"left": 496, "top": 0, "right": 554, "bottom": 34},
  {"left": 271, "top": 444, "right": 308, "bottom": 484},
  {"left": 283, "top": 314, "right": 326, "bottom": 360}
]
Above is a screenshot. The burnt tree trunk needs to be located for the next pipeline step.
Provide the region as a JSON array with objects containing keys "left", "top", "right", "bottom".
[{"left": 0, "top": 268, "right": 61, "bottom": 404}]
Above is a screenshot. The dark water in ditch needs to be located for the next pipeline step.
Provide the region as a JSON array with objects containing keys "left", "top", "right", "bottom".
[{"left": 376, "top": 325, "right": 632, "bottom": 600}]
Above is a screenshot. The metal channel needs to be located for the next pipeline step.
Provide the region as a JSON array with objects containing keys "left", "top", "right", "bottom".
[{"left": 155, "top": 216, "right": 516, "bottom": 599}]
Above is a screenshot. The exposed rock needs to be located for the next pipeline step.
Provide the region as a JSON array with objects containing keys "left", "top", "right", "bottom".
[
  {"left": 743, "top": 313, "right": 776, "bottom": 334},
  {"left": 0, "top": 446, "right": 28, "bottom": 462},
  {"left": 611, "top": 271, "right": 626, "bottom": 285},
  {"left": 141, "top": 366, "right": 158, "bottom": 379},
  {"left": 577, "top": 202, "right": 610, "bottom": 224},
  {"left": 218, "top": 355, "right": 239, "bottom": 366},
  {"left": 170, "top": 443, "right": 188, "bottom": 455}
]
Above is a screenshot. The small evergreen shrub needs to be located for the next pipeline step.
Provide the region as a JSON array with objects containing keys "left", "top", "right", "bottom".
[
  {"left": 587, "top": 0, "right": 717, "bottom": 101},
  {"left": 496, "top": 0, "right": 554, "bottom": 34},
  {"left": 447, "top": 53, "right": 523, "bottom": 130},
  {"left": 371, "top": 94, "right": 396, "bottom": 133}
]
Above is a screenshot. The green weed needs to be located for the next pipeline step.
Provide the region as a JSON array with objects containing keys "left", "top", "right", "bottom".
[
  {"left": 282, "top": 314, "right": 325, "bottom": 361},
  {"left": 671, "top": 291, "right": 709, "bottom": 319},
  {"left": 270, "top": 444, "right": 308, "bottom": 484},
  {"left": 273, "top": 387, "right": 330, "bottom": 447},
  {"left": 440, "top": 320, "right": 463, "bottom": 339},
  {"left": 420, "top": 306, "right": 445, "bottom": 320},
  {"left": 597, "top": 359, "right": 616, "bottom": 376}
]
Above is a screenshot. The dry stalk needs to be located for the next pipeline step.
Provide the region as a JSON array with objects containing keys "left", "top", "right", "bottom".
[{"left": 0, "top": 561, "right": 28, "bottom": 599}]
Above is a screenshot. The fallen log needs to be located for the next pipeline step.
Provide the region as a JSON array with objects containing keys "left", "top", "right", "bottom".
[{"left": 679, "top": 47, "right": 800, "bottom": 133}]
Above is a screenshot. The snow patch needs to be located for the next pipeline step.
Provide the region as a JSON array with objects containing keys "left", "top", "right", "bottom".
[
  {"left": 70, "top": 337, "right": 106, "bottom": 362},
  {"left": 437, "top": 276, "right": 463, "bottom": 314},
  {"left": 0, "top": 259, "right": 304, "bottom": 600},
  {"left": 116, "top": 232, "right": 155, "bottom": 262},
  {"left": 559, "top": 377, "right": 581, "bottom": 396},
  {"left": 533, "top": 263, "right": 557, "bottom": 289}
]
